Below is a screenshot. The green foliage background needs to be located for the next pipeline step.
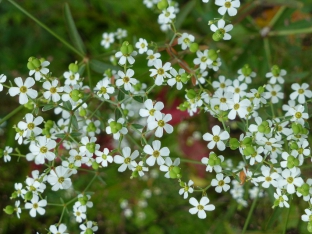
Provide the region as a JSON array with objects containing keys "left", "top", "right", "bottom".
[{"left": 0, "top": 0, "right": 312, "bottom": 233}]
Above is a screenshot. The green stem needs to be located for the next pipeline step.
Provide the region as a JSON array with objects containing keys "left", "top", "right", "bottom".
[
  {"left": 268, "top": 6, "right": 286, "bottom": 28},
  {"left": 8, "top": 0, "right": 85, "bottom": 58},
  {"left": 283, "top": 199, "right": 291, "bottom": 234},
  {"left": 269, "top": 27, "right": 312, "bottom": 36},
  {"left": 180, "top": 158, "right": 202, "bottom": 165},
  {"left": 86, "top": 60, "right": 93, "bottom": 89},
  {"left": 82, "top": 173, "right": 98, "bottom": 193},
  {"left": 263, "top": 38, "right": 272, "bottom": 68},
  {"left": 242, "top": 191, "right": 259, "bottom": 234},
  {"left": 0, "top": 105, "right": 24, "bottom": 125}
]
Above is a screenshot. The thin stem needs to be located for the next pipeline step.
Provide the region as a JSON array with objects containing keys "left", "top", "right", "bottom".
[
  {"left": 0, "top": 105, "right": 24, "bottom": 125},
  {"left": 282, "top": 199, "right": 291, "bottom": 234},
  {"left": 268, "top": 6, "right": 286, "bottom": 28},
  {"left": 263, "top": 38, "right": 272, "bottom": 68},
  {"left": 269, "top": 27, "right": 312, "bottom": 36},
  {"left": 82, "top": 173, "right": 98, "bottom": 193},
  {"left": 242, "top": 191, "right": 259, "bottom": 234},
  {"left": 180, "top": 158, "right": 203, "bottom": 165},
  {"left": 8, "top": 0, "right": 85, "bottom": 58}
]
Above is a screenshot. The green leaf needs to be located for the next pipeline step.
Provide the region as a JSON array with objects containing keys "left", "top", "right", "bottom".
[
  {"left": 175, "top": 0, "right": 196, "bottom": 30},
  {"left": 265, "top": 207, "right": 282, "bottom": 230},
  {"left": 308, "top": 221, "right": 312, "bottom": 233},
  {"left": 89, "top": 59, "right": 119, "bottom": 74},
  {"left": 71, "top": 115, "right": 79, "bottom": 130},
  {"left": 117, "top": 89, "right": 125, "bottom": 102},
  {"left": 115, "top": 108, "right": 122, "bottom": 121},
  {"left": 63, "top": 101, "right": 72, "bottom": 111},
  {"left": 132, "top": 124, "right": 144, "bottom": 130},
  {"left": 64, "top": 3, "right": 86, "bottom": 55},
  {"left": 42, "top": 104, "right": 55, "bottom": 111},
  {"left": 133, "top": 96, "right": 144, "bottom": 103},
  {"left": 70, "top": 132, "right": 82, "bottom": 137},
  {"left": 55, "top": 133, "right": 66, "bottom": 138},
  {"left": 78, "top": 64, "right": 86, "bottom": 76}
]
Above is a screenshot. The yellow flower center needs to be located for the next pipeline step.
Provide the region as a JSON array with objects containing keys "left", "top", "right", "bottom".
[
  {"left": 225, "top": 1, "right": 232, "bottom": 8},
  {"left": 153, "top": 151, "right": 160, "bottom": 157},
  {"left": 123, "top": 76, "right": 130, "bottom": 83},
  {"left": 40, "top": 146, "right": 48, "bottom": 154},
  {"left": 33, "top": 203, "right": 38, "bottom": 209},
  {"left": 75, "top": 155, "right": 82, "bottom": 161},
  {"left": 218, "top": 180, "right": 225, "bottom": 186},
  {"left": 157, "top": 68, "right": 165, "bottom": 75},
  {"left": 265, "top": 176, "right": 272, "bottom": 182},
  {"left": 298, "top": 88, "right": 304, "bottom": 94},
  {"left": 20, "top": 86, "right": 28, "bottom": 93},
  {"left": 27, "top": 123, "right": 35, "bottom": 130},
  {"left": 149, "top": 109, "right": 155, "bottom": 116},
  {"left": 271, "top": 91, "right": 277, "bottom": 96},
  {"left": 201, "top": 57, "right": 207, "bottom": 62},
  {"left": 124, "top": 157, "right": 131, "bottom": 164},
  {"left": 100, "top": 87, "right": 107, "bottom": 94},
  {"left": 234, "top": 103, "right": 240, "bottom": 110},
  {"left": 213, "top": 135, "right": 220, "bottom": 142},
  {"left": 50, "top": 87, "right": 57, "bottom": 94},
  {"left": 287, "top": 177, "right": 294, "bottom": 184},
  {"left": 58, "top": 177, "right": 65, "bottom": 184},
  {"left": 158, "top": 120, "right": 165, "bottom": 127},
  {"left": 295, "top": 112, "right": 302, "bottom": 119},
  {"left": 197, "top": 205, "right": 204, "bottom": 210}
]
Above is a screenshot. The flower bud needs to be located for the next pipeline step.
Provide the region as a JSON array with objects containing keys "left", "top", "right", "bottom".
[
  {"left": 212, "top": 31, "right": 223, "bottom": 41},
  {"left": 69, "top": 63, "right": 79, "bottom": 73},
  {"left": 24, "top": 191, "right": 33, "bottom": 201},
  {"left": 27, "top": 61, "right": 36, "bottom": 70},
  {"left": 157, "top": 0, "right": 168, "bottom": 10},
  {"left": 86, "top": 142, "right": 96, "bottom": 153},
  {"left": 271, "top": 65, "right": 280, "bottom": 77},
  {"left": 229, "top": 138, "right": 239, "bottom": 150},
  {"left": 189, "top": 42, "right": 198, "bottom": 53},
  {"left": 208, "top": 49, "right": 218, "bottom": 61},
  {"left": 241, "top": 64, "right": 252, "bottom": 76},
  {"left": 3, "top": 205, "right": 14, "bottom": 215},
  {"left": 186, "top": 89, "right": 196, "bottom": 99}
]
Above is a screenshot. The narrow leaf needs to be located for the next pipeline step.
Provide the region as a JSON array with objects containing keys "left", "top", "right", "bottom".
[
  {"left": 63, "top": 101, "right": 72, "bottom": 111},
  {"left": 132, "top": 124, "right": 144, "bottom": 130},
  {"left": 64, "top": 3, "right": 86, "bottom": 55},
  {"left": 71, "top": 115, "right": 79, "bottom": 130},
  {"left": 175, "top": 0, "right": 196, "bottom": 30},
  {"left": 133, "top": 96, "right": 144, "bottom": 103},
  {"left": 117, "top": 89, "right": 125, "bottom": 102},
  {"left": 90, "top": 59, "right": 119, "bottom": 74},
  {"left": 42, "top": 104, "right": 55, "bottom": 111},
  {"left": 55, "top": 133, "right": 66, "bottom": 138},
  {"left": 115, "top": 108, "right": 122, "bottom": 121}
]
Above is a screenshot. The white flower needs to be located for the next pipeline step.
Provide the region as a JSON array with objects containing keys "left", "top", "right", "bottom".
[
  {"left": 203, "top": 125, "right": 229, "bottom": 151},
  {"left": 14, "top": 182, "right": 26, "bottom": 199},
  {"left": 257, "top": 165, "right": 279, "bottom": 188},
  {"left": 29, "top": 60, "right": 50, "bottom": 81},
  {"left": 95, "top": 148, "right": 113, "bottom": 167},
  {"left": 167, "top": 68, "right": 185, "bottom": 90},
  {"left": 279, "top": 168, "right": 304, "bottom": 194},
  {"left": 290, "top": 83, "right": 312, "bottom": 104},
  {"left": 148, "top": 113, "right": 173, "bottom": 138},
  {"left": 301, "top": 209, "right": 312, "bottom": 222},
  {"left": 193, "top": 50, "right": 212, "bottom": 70},
  {"left": 49, "top": 224, "right": 68, "bottom": 234},
  {"left": 146, "top": 49, "right": 161, "bottom": 67},
  {"left": 160, "top": 157, "right": 180, "bottom": 178},
  {"left": 101, "top": 32, "right": 115, "bottom": 49},
  {"left": 245, "top": 146, "right": 264, "bottom": 165},
  {"left": 47, "top": 166, "right": 72, "bottom": 191},
  {"left": 201, "top": 152, "right": 224, "bottom": 173},
  {"left": 106, "top": 118, "right": 128, "bottom": 140},
  {"left": 227, "top": 95, "right": 251, "bottom": 120},
  {"left": 215, "top": 0, "right": 240, "bottom": 16},
  {"left": 237, "top": 68, "right": 256, "bottom": 84},
  {"left": 17, "top": 113, "right": 43, "bottom": 138},
  {"left": 73, "top": 205, "right": 86, "bottom": 223},
  {"left": 144, "top": 140, "right": 170, "bottom": 166},
  {"left": 3, "top": 146, "right": 13, "bottom": 163},
  {"left": 116, "top": 69, "right": 138, "bottom": 91},
  {"left": 135, "top": 38, "right": 148, "bottom": 54},
  {"left": 189, "top": 197, "right": 215, "bottom": 219},
  {"left": 43, "top": 79, "right": 63, "bottom": 102},
  {"left": 9, "top": 77, "right": 38, "bottom": 105},
  {"left": 210, "top": 19, "right": 233, "bottom": 40},
  {"left": 158, "top": 6, "right": 176, "bottom": 24},
  {"left": 273, "top": 188, "right": 289, "bottom": 208},
  {"left": 114, "top": 147, "right": 139, "bottom": 172},
  {"left": 211, "top": 173, "right": 231, "bottom": 193},
  {"left": 179, "top": 180, "right": 194, "bottom": 199},
  {"left": 178, "top": 33, "right": 195, "bottom": 50},
  {"left": 202, "top": 0, "right": 209, "bottom": 2},
  {"left": 115, "top": 28, "right": 127, "bottom": 39},
  {"left": 139, "top": 99, "right": 164, "bottom": 122},
  {"left": 149, "top": 59, "right": 172, "bottom": 86},
  {"left": 286, "top": 104, "right": 308, "bottom": 125},
  {"left": 0, "top": 74, "right": 7, "bottom": 91},
  {"left": 68, "top": 149, "right": 89, "bottom": 167},
  {"left": 26, "top": 136, "right": 56, "bottom": 165},
  {"left": 115, "top": 49, "right": 137, "bottom": 66},
  {"left": 212, "top": 75, "right": 232, "bottom": 92},
  {"left": 25, "top": 194, "right": 47, "bottom": 217},
  {"left": 131, "top": 160, "right": 149, "bottom": 177},
  {"left": 79, "top": 221, "right": 98, "bottom": 234},
  {"left": 208, "top": 57, "right": 222, "bottom": 71},
  {"left": 263, "top": 84, "right": 284, "bottom": 104},
  {"left": 266, "top": 67, "right": 286, "bottom": 84},
  {"left": 79, "top": 136, "right": 99, "bottom": 157},
  {"left": 63, "top": 71, "right": 80, "bottom": 85},
  {"left": 14, "top": 200, "right": 22, "bottom": 219},
  {"left": 226, "top": 79, "right": 247, "bottom": 98}
]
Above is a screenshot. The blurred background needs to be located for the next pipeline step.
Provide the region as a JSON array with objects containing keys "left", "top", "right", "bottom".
[{"left": 0, "top": 0, "right": 312, "bottom": 233}]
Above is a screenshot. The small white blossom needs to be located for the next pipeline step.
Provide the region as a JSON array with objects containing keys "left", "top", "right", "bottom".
[{"left": 189, "top": 197, "right": 215, "bottom": 219}]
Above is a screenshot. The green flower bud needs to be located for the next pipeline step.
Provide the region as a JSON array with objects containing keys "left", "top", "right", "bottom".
[
  {"left": 78, "top": 195, "right": 88, "bottom": 205},
  {"left": 32, "top": 58, "right": 41, "bottom": 68},
  {"left": 79, "top": 108, "right": 87, "bottom": 117},
  {"left": 133, "top": 82, "right": 142, "bottom": 91},
  {"left": 70, "top": 89, "right": 81, "bottom": 102},
  {"left": 242, "top": 137, "right": 252, "bottom": 145},
  {"left": 87, "top": 122, "right": 96, "bottom": 133},
  {"left": 131, "top": 170, "right": 139, "bottom": 178},
  {"left": 172, "top": 166, "right": 181, "bottom": 174},
  {"left": 258, "top": 86, "right": 265, "bottom": 94},
  {"left": 24, "top": 100, "right": 34, "bottom": 110},
  {"left": 45, "top": 120, "right": 54, "bottom": 129},
  {"left": 291, "top": 123, "right": 300, "bottom": 134},
  {"left": 189, "top": 42, "right": 199, "bottom": 53},
  {"left": 229, "top": 138, "right": 240, "bottom": 150},
  {"left": 28, "top": 56, "right": 36, "bottom": 62},
  {"left": 123, "top": 109, "right": 129, "bottom": 117},
  {"left": 286, "top": 155, "right": 296, "bottom": 169},
  {"left": 105, "top": 69, "right": 112, "bottom": 78},
  {"left": 120, "top": 45, "right": 128, "bottom": 55},
  {"left": 3, "top": 205, "right": 14, "bottom": 215},
  {"left": 85, "top": 228, "right": 93, "bottom": 234},
  {"left": 68, "top": 63, "right": 79, "bottom": 73},
  {"left": 27, "top": 61, "right": 36, "bottom": 70},
  {"left": 181, "top": 73, "right": 189, "bottom": 83},
  {"left": 271, "top": 65, "right": 280, "bottom": 77},
  {"left": 297, "top": 183, "right": 310, "bottom": 196},
  {"left": 186, "top": 89, "right": 196, "bottom": 99},
  {"left": 241, "top": 64, "right": 252, "bottom": 77},
  {"left": 24, "top": 191, "right": 33, "bottom": 201},
  {"left": 212, "top": 30, "right": 224, "bottom": 42},
  {"left": 86, "top": 142, "right": 96, "bottom": 153},
  {"left": 10, "top": 191, "right": 18, "bottom": 199},
  {"left": 208, "top": 49, "right": 218, "bottom": 61},
  {"left": 127, "top": 44, "right": 134, "bottom": 54},
  {"left": 180, "top": 181, "right": 185, "bottom": 187},
  {"left": 243, "top": 146, "right": 255, "bottom": 156},
  {"left": 290, "top": 142, "right": 298, "bottom": 150},
  {"left": 157, "top": 0, "right": 168, "bottom": 10},
  {"left": 308, "top": 222, "right": 312, "bottom": 233}
]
